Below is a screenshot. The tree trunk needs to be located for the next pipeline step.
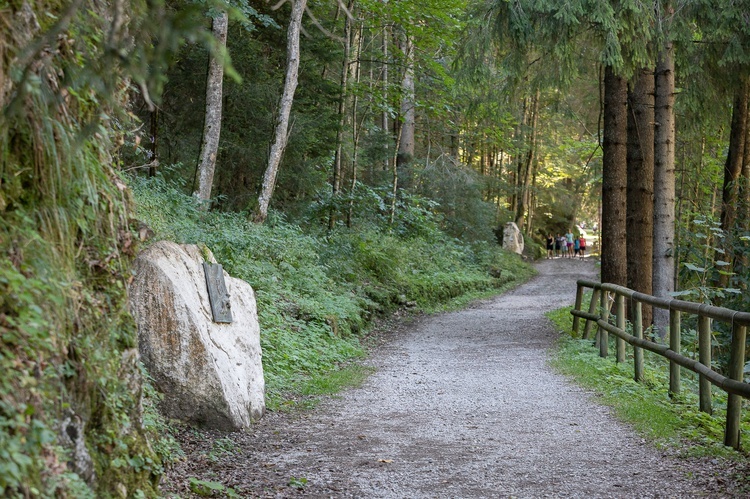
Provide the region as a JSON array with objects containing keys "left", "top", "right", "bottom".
[
  {"left": 601, "top": 66, "right": 628, "bottom": 287},
  {"left": 389, "top": 125, "right": 403, "bottom": 225},
  {"left": 149, "top": 108, "right": 159, "bottom": 177},
  {"left": 347, "top": 22, "right": 364, "bottom": 228},
  {"left": 397, "top": 34, "right": 415, "bottom": 168},
  {"left": 527, "top": 166, "right": 537, "bottom": 236},
  {"left": 511, "top": 97, "right": 529, "bottom": 219},
  {"left": 653, "top": 41, "right": 676, "bottom": 337},
  {"left": 627, "top": 68, "right": 654, "bottom": 326},
  {"left": 717, "top": 78, "right": 749, "bottom": 286},
  {"left": 381, "top": 14, "right": 390, "bottom": 171},
  {"left": 329, "top": 1, "right": 355, "bottom": 230},
  {"left": 193, "top": 10, "right": 228, "bottom": 208},
  {"left": 515, "top": 91, "right": 539, "bottom": 230},
  {"left": 254, "top": 0, "right": 307, "bottom": 224},
  {"left": 720, "top": 82, "right": 748, "bottom": 234},
  {"left": 735, "top": 105, "right": 750, "bottom": 287},
  {"left": 450, "top": 131, "right": 459, "bottom": 158}
]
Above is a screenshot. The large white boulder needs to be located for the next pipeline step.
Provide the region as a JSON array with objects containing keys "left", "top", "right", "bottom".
[
  {"left": 502, "top": 222, "right": 524, "bottom": 255},
  {"left": 129, "top": 241, "right": 264, "bottom": 430}
]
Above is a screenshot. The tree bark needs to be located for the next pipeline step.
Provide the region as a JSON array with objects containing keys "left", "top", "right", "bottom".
[
  {"left": 735, "top": 103, "right": 750, "bottom": 287},
  {"left": 148, "top": 107, "right": 159, "bottom": 177},
  {"left": 381, "top": 12, "right": 390, "bottom": 171},
  {"left": 527, "top": 166, "right": 537, "bottom": 235},
  {"left": 254, "top": 0, "right": 307, "bottom": 224},
  {"left": 511, "top": 97, "right": 529, "bottom": 219},
  {"left": 193, "top": 10, "right": 228, "bottom": 208},
  {"left": 627, "top": 68, "right": 654, "bottom": 326},
  {"left": 720, "top": 82, "right": 748, "bottom": 234},
  {"left": 601, "top": 66, "right": 628, "bottom": 287},
  {"left": 717, "top": 78, "right": 749, "bottom": 286},
  {"left": 347, "top": 21, "right": 364, "bottom": 228},
  {"left": 389, "top": 124, "right": 403, "bottom": 225},
  {"left": 653, "top": 41, "right": 676, "bottom": 337},
  {"left": 397, "top": 34, "right": 415, "bottom": 168}
]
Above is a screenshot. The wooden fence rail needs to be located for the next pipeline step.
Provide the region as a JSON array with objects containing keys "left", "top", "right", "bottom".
[{"left": 570, "top": 279, "right": 750, "bottom": 450}]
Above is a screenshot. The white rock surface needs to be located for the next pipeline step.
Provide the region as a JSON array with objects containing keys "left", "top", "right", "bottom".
[
  {"left": 129, "top": 241, "right": 264, "bottom": 430},
  {"left": 502, "top": 221, "right": 524, "bottom": 255}
]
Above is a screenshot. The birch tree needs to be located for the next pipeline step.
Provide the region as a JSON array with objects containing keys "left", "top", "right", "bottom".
[
  {"left": 397, "top": 34, "right": 415, "bottom": 167},
  {"left": 194, "top": 9, "right": 229, "bottom": 208},
  {"left": 254, "top": 0, "right": 308, "bottom": 224}
]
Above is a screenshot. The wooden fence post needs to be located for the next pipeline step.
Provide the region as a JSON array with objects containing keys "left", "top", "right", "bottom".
[
  {"left": 572, "top": 284, "right": 584, "bottom": 337},
  {"left": 725, "top": 322, "right": 747, "bottom": 450},
  {"left": 616, "top": 293, "right": 626, "bottom": 363},
  {"left": 633, "top": 301, "right": 643, "bottom": 382},
  {"left": 669, "top": 308, "right": 681, "bottom": 396},
  {"left": 698, "top": 315, "right": 712, "bottom": 414},
  {"left": 583, "top": 288, "right": 600, "bottom": 340},
  {"left": 599, "top": 291, "right": 609, "bottom": 358}
]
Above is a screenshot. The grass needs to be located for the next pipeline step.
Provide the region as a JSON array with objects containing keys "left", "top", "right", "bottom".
[
  {"left": 267, "top": 364, "right": 378, "bottom": 412},
  {"left": 299, "top": 364, "right": 377, "bottom": 398},
  {"left": 546, "top": 300, "right": 750, "bottom": 461}
]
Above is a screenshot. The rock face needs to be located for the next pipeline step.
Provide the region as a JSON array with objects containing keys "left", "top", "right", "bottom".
[
  {"left": 58, "top": 410, "right": 95, "bottom": 486},
  {"left": 130, "top": 241, "right": 264, "bottom": 430},
  {"left": 502, "top": 222, "right": 524, "bottom": 255}
]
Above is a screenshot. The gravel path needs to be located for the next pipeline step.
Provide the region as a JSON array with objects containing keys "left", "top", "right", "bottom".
[{"left": 164, "top": 257, "right": 721, "bottom": 497}]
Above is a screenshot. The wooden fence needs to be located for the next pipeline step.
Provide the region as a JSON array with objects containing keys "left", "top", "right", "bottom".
[{"left": 570, "top": 279, "right": 750, "bottom": 450}]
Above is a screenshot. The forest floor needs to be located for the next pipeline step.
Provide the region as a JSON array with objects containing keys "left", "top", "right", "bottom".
[{"left": 162, "top": 257, "right": 746, "bottom": 498}]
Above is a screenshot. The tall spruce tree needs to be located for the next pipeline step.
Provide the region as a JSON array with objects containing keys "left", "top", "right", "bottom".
[
  {"left": 627, "top": 68, "right": 655, "bottom": 324},
  {"left": 652, "top": 7, "right": 676, "bottom": 336},
  {"left": 602, "top": 66, "right": 629, "bottom": 286}
]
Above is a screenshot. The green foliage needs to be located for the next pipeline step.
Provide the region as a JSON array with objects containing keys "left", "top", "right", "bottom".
[
  {"left": 414, "top": 156, "right": 498, "bottom": 242},
  {"left": 288, "top": 476, "right": 308, "bottom": 490},
  {"left": 0, "top": 0, "right": 218, "bottom": 494},
  {"left": 131, "top": 174, "right": 533, "bottom": 408},
  {"left": 141, "top": 372, "right": 185, "bottom": 466},
  {"left": 206, "top": 437, "right": 239, "bottom": 463},
  {"left": 189, "top": 477, "right": 240, "bottom": 497},
  {"left": 674, "top": 213, "right": 750, "bottom": 374},
  {"left": 675, "top": 216, "right": 741, "bottom": 303},
  {"left": 150, "top": 1, "right": 339, "bottom": 212}
]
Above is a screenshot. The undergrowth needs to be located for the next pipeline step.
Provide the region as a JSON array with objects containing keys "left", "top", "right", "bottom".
[
  {"left": 130, "top": 175, "right": 536, "bottom": 410},
  {"left": 546, "top": 300, "right": 750, "bottom": 460}
]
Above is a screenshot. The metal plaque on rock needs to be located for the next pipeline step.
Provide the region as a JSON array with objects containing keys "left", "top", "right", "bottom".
[{"left": 203, "top": 262, "right": 233, "bottom": 323}]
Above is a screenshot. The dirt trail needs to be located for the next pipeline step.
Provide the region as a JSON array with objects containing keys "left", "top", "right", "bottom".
[{"left": 164, "top": 258, "right": 718, "bottom": 498}]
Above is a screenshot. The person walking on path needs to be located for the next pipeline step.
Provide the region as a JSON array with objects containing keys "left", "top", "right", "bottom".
[
  {"left": 565, "top": 229, "right": 575, "bottom": 258},
  {"left": 573, "top": 236, "right": 580, "bottom": 257},
  {"left": 555, "top": 234, "right": 563, "bottom": 258},
  {"left": 546, "top": 234, "right": 555, "bottom": 259},
  {"left": 579, "top": 235, "right": 586, "bottom": 259}
]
